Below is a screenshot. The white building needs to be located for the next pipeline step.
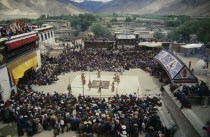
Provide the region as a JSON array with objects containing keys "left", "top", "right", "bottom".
[
  {"left": 35, "top": 25, "right": 56, "bottom": 54},
  {"left": 36, "top": 25, "right": 55, "bottom": 45}
]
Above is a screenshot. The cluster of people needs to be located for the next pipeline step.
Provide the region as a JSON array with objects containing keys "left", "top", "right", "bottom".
[
  {"left": 170, "top": 81, "right": 210, "bottom": 96},
  {"left": 0, "top": 23, "right": 31, "bottom": 38},
  {"left": 0, "top": 84, "right": 77, "bottom": 136},
  {"left": 0, "top": 83, "right": 174, "bottom": 137},
  {"left": 28, "top": 47, "right": 163, "bottom": 86},
  {"left": 169, "top": 81, "right": 210, "bottom": 109},
  {"left": 73, "top": 94, "right": 170, "bottom": 137},
  {"left": 83, "top": 35, "right": 115, "bottom": 42}
]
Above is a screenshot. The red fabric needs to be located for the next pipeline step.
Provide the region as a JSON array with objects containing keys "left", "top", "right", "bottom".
[
  {"left": 207, "top": 128, "right": 210, "bottom": 133},
  {"left": 7, "top": 36, "right": 37, "bottom": 50}
]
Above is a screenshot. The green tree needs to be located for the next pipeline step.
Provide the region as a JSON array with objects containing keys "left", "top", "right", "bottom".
[
  {"left": 39, "top": 15, "right": 47, "bottom": 19},
  {"left": 153, "top": 32, "right": 165, "bottom": 39},
  {"left": 70, "top": 13, "right": 97, "bottom": 32},
  {"left": 125, "top": 16, "right": 132, "bottom": 22},
  {"left": 110, "top": 18, "right": 118, "bottom": 22},
  {"left": 91, "top": 23, "right": 111, "bottom": 37}
]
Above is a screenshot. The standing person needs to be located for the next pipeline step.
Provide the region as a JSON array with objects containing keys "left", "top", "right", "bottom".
[
  {"left": 60, "top": 117, "right": 65, "bottom": 133},
  {"left": 188, "top": 61, "right": 191, "bottom": 69},
  {"left": 142, "top": 122, "right": 145, "bottom": 133},
  {"left": 55, "top": 120, "right": 61, "bottom": 136},
  {"left": 97, "top": 69, "right": 101, "bottom": 78}
]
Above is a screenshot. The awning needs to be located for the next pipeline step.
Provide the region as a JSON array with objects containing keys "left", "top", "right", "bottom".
[
  {"left": 154, "top": 50, "right": 198, "bottom": 83},
  {"left": 6, "top": 34, "right": 37, "bottom": 50},
  {"left": 138, "top": 42, "right": 162, "bottom": 48},
  {"left": 7, "top": 51, "right": 37, "bottom": 85},
  {"left": 116, "top": 34, "right": 135, "bottom": 39},
  {"left": 181, "top": 43, "right": 203, "bottom": 49}
]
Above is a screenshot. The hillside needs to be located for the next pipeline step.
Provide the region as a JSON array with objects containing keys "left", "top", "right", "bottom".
[
  {"left": 0, "top": 0, "right": 210, "bottom": 20},
  {"left": 95, "top": 0, "right": 210, "bottom": 16},
  {"left": 0, "top": 0, "right": 86, "bottom": 20}
]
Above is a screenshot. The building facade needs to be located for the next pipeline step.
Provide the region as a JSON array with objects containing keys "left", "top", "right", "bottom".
[{"left": 0, "top": 31, "right": 40, "bottom": 101}]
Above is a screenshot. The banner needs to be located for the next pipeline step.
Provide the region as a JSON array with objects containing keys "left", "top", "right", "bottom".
[
  {"left": 7, "top": 51, "right": 37, "bottom": 84},
  {"left": 154, "top": 50, "right": 198, "bottom": 83}
]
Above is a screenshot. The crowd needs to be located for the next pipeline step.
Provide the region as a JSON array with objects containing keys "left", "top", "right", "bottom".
[
  {"left": 0, "top": 42, "right": 177, "bottom": 137},
  {"left": 24, "top": 47, "right": 169, "bottom": 86},
  {"left": 83, "top": 35, "right": 115, "bottom": 42},
  {"left": 169, "top": 81, "right": 210, "bottom": 109},
  {"left": 170, "top": 81, "right": 210, "bottom": 96},
  {"left": 0, "top": 83, "right": 174, "bottom": 137}
]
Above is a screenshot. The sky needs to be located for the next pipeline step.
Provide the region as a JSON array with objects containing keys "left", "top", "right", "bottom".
[{"left": 71, "top": 0, "right": 112, "bottom": 2}]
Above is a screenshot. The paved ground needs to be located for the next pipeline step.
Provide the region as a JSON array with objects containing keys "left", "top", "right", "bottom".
[
  {"left": 32, "top": 69, "right": 162, "bottom": 97},
  {"left": 191, "top": 105, "right": 210, "bottom": 124}
]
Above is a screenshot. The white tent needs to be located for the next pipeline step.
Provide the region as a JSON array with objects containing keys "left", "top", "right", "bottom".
[
  {"left": 138, "top": 42, "right": 162, "bottom": 48},
  {"left": 181, "top": 43, "right": 203, "bottom": 49},
  {"left": 116, "top": 34, "right": 135, "bottom": 39}
]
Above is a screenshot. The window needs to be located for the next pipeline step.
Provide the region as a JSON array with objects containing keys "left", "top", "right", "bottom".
[
  {"left": 48, "top": 32, "right": 50, "bottom": 38},
  {"left": 41, "top": 35, "right": 44, "bottom": 41}
]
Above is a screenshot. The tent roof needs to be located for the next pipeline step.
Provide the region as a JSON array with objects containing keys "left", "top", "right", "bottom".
[
  {"left": 138, "top": 42, "right": 162, "bottom": 48},
  {"left": 116, "top": 34, "right": 135, "bottom": 39},
  {"left": 181, "top": 43, "right": 203, "bottom": 49},
  {"left": 154, "top": 50, "right": 198, "bottom": 83}
]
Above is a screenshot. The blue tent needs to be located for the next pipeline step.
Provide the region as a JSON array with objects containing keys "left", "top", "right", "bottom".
[{"left": 154, "top": 50, "right": 198, "bottom": 83}]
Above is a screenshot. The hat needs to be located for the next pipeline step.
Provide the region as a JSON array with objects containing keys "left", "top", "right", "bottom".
[
  {"left": 84, "top": 121, "right": 88, "bottom": 124},
  {"left": 122, "top": 125, "right": 126, "bottom": 129},
  {"left": 122, "top": 131, "right": 127, "bottom": 135},
  {"left": 88, "top": 121, "right": 92, "bottom": 124}
]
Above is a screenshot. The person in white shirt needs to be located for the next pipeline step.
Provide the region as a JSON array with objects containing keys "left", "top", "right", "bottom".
[{"left": 60, "top": 118, "right": 65, "bottom": 133}]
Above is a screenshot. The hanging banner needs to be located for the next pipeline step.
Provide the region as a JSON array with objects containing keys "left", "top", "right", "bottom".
[
  {"left": 6, "top": 35, "right": 37, "bottom": 50},
  {"left": 7, "top": 51, "right": 37, "bottom": 84}
]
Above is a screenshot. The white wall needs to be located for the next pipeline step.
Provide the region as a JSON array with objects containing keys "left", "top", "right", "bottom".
[
  {"left": 39, "top": 30, "right": 55, "bottom": 45},
  {"left": 36, "top": 49, "right": 42, "bottom": 69},
  {"left": 0, "top": 67, "right": 12, "bottom": 101}
]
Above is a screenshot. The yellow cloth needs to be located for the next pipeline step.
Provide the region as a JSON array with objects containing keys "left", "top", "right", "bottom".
[{"left": 7, "top": 51, "right": 37, "bottom": 84}]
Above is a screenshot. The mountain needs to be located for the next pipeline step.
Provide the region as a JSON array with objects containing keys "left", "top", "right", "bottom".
[
  {"left": 0, "top": 0, "right": 87, "bottom": 20},
  {"left": 81, "top": 0, "right": 104, "bottom": 13},
  {"left": 0, "top": 0, "right": 209, "bottom": 20},
  {"left": 95, "top": 0, "right": 210, "bottom": 16}
]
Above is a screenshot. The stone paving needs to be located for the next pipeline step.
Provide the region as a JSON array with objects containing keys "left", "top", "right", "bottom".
[{"left": 32, "top": 69, "right": 161, "bottom": 97}]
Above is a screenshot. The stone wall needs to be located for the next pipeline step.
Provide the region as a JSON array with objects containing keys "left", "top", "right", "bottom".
[
  {"left": 36, "top": 49, "right": 42, "bottom": 69},
  {"left": 0, "top": 67, "right": 12, "bottom": 101},
  {"left": 162, "top": 86, "right": 207, "bottom": 137}
]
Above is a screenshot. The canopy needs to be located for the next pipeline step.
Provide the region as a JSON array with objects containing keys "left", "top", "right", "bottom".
[
  {"left": 116, "top": 34, "right": 135, "bottom": 39},
  {"left": 138, "top": 42, "right": 162, "bottom": 48},
  {"left": 154, "top": 50, "right": 198, "bottom": 83},
  {"left": 181, "top": 43, "right": 203, "bottom": 49}
]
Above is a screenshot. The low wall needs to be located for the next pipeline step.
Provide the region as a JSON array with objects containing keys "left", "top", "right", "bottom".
[
  {"left": 163, "top": 85, "right": 207, "bottom": 137},
  {"left": 187, "top": 96, "right": 210, "bottom": 105}
]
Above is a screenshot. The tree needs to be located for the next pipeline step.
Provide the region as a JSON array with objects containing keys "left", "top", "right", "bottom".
[
  {"left": 91, "top": 23, "right": 111, "bottom": 37},
  {"left": 70, "top": 14, "right": 97, "bottom": 32},
  {"left": 110, "top": 18, "right": 118, "bottom": 22},
  {"left": 153, "top": 32, "right": 165, "bottom": 39},
  {"left": 125, "top": 16, "right": 132, "bottom": 22},
  {"left": 39, "top": 15, "right": 47, "bottom": 19}
]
